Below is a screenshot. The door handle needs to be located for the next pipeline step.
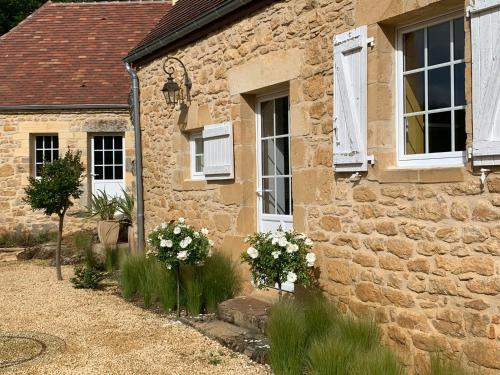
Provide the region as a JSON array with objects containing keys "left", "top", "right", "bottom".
[{"left": 90, "top": 173, "right": 98, "bottom": 177}]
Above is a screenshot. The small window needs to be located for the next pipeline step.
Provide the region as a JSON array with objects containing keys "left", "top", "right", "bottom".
[
  {"left": 397, "top": 14, "right": 466, "bottom": 167},
  {"left": 190, "top": 132, "right": 204, "bottom": 179},
  {"left": 33, "top": 135, "right": 59, "bottom": 177}
]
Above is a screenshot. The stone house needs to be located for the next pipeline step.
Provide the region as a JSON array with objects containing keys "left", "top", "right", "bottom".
[
  {"left": 124, "top": 0, "right": 500, "bottom": 372},
  {"left": 0, "top": 1, "right": 170, "bottom": 233}
]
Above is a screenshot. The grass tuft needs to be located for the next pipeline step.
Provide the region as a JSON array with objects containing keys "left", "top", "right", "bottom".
[{"left": 429, "top": 353, "right": 480, "bottom": 375}]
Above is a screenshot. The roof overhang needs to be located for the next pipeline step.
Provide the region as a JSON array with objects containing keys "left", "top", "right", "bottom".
[{"left": 0, "top": 104, "right": 130, "bottom": 112}]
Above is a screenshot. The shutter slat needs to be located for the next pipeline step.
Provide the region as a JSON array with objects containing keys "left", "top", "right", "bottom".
[
  {"left": 333, "top": 26, "right": 368, "bottom": 172},
  {"left": 202, "top": 122, "right": 234, "bottom": 180},
  {"left": 471, "top": 1, "right": 500, "bottom": 165}
]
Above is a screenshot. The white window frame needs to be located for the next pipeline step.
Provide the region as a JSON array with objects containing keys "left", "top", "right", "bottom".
[
  {"left": 396, "top": 12, "right": 467, "bottom": 168},
  {"left": 33, "top": 134, "right": 59, "bottom": 177},
  {"left": 190, "top": 131, "right": 204, "bottom": 180}
]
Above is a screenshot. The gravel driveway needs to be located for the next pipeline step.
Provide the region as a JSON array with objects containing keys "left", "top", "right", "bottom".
[{"left": 0, "top": 261, "right": 270, "bottom": 375}]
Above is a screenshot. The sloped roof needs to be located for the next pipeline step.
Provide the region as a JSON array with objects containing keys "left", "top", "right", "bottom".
[{"left": 0, "top": 1, "right": 171, "bottom": 108}]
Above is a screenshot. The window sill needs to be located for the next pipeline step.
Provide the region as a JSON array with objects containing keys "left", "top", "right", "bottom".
[{"left": 375, "top": 166, "right": 466, "bottom": 183}]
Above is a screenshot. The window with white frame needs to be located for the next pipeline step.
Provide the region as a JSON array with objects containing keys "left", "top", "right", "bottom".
[
  {"left": 190, "top": 132, "right": 204, "bottom": 179},
  {"left": 33, "top": 135, "right": 59, "bottom": 177},
  {"left": 397, "top": 14, "right": 466, "bottom": 167}
]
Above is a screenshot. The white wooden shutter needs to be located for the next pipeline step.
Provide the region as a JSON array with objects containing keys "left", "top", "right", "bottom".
[
  {"left": 333, "top": 26, "right": 368, "bottom": 172},
  {"left": 202, "top": 122, "right": 234, "bottom": 180},
  {"left": 470, "top": 0, "right": 500, "bottom": 165}
]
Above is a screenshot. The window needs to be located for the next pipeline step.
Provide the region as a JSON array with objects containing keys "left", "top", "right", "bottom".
[
  {"left": 397, "top": 14, "right": 466, "bottom": 167},
  {"left": 190, "top": 132, "right": 204, "bottom": 179},
  {"left": 33, "top": 135, "right": 59, "bottom": 177}
]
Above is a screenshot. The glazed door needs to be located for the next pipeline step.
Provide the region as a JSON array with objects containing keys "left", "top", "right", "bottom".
[
  {"left": 90, "top": 135, "right": 125, "bottom": 198},
  {"left": 256, "top": 94, "right": 293, "bottom": 232}
]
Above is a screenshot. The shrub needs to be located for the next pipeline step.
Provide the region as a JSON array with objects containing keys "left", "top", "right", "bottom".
[
  {"left": 0, "top": 230, "right": 55, "bottom": 248},
  {"left": 335, "top": 315, "right": 381, "bottom": 352},
  {"left": 85, "top": 190, "right": 118, "bottom": 220},
  {"left": 105, "top": 247, "right": 122, "bottom": 272},
  {"left": 120, "top": 254, "right": 144, "bottom": 300},
  {"left": 70, "top": 266, "right": 105, "bottom": 289},
  {"left": 307, "top": 334, "right": 354, "bottom": 375},
  {"left": 73, "top": 230, "right": 101, "bottom": 269},
  {"left": 182, "top": 266, "right": 203, "bottom": 315},
  {"left": 267, "top": 299, "right": 308, "bottom": 375},
  {"left": 116, "top": 189, "right": 134, "bottom": 226},
  {"left": 301, "top": 295, "right": 338, "bottom": 344}
]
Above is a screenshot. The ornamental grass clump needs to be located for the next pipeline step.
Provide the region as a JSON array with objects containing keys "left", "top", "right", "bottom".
[
  {"left": 241, "top": 228, "right": 316, "bottom": 298},
  {"left": 147, "top": 218, "right": 212, "bottom": 317}
]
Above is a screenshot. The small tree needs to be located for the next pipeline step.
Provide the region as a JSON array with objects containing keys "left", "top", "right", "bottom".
[{"left": 24, "top": 149, "right": 85, "bottom": 280}]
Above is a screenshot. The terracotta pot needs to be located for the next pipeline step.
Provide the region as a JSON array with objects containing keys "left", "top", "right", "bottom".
[
  {"left": 128, "top": 225, "right": 137, "bottom": 253},
  {"left": 97, "top": 220, "right": 120, "bottom": 247}
]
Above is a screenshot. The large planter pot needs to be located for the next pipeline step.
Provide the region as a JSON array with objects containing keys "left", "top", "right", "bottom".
[
  {"left": 97, "top": 220, "right": 120, "bottom": 247},
  {"left": 128, "top": 225, "right": 137, "bottom": 253}
]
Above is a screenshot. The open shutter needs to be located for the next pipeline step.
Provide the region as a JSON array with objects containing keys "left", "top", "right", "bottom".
[
  {"left": 333, "top": 26, "right": 368, "bottom": 172},
  {"left": 202, "top": 122, "right": 234, "bottom": 180},
  {"left": 470, "top": 0, "right": 500, "bottom": 165}
]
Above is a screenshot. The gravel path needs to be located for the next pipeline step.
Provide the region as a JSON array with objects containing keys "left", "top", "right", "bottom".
[{"left": 0, "top": 261, "right": 270, "bottom": 375}]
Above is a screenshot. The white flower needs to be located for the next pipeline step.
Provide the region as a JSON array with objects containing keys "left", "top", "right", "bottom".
[
  {"left": 160, "top": 239, "right": 169, "bottom": 248},
  {"left": 166, "top": 264, "right": 172, "bottom": 270},
  {"left": 272, "top": 250, "right": 281, "bottom": 259},
  {"left": 272, "top": 237, "right": 279, "bottom": 245},
  {"left": 161, "top": 222, "right": 167, "bottom": 229},
  {"left": 201, "top": 227, "right": 209, "bottom": 235},
  {"left": 165, "top": 239, "right": 173, "bottom": 248},
  {"left": 177, "top": 250, "right": 188, "bottom": 261},
  {"left": 178, "top": 217, "right": 185, "bottom": 224},
  {"left": 193, "top": 231, "right": 200, "bottom": 238},
  {"left": 287, "top": 271, "right": 297, "bottom": 283},
  {"left": 278, "top": 237, "right": 288, "bottom": 247},
  {"left": 209, "top": 240, "right": 214, "bottom": 246},
  {"left": 208, "top": 248, "right": 213, "bottom": 257},
  {"left": 306, "top": 252, "right": 316, "bottom": 267},
  {"left": 305, "top": 238, "right": 313, "bottom": 246},
  {"left": 286, "top": 243, "right": 299, "bottom": 253},
  {"left": 247, "top": 246, "right": 258, "bottom": 259},
  {"left": 173, "top": 226, "right": 181, "bottom": 234},
  {"left": 180, "top": 236, "right": 192, "bottom": 249}
]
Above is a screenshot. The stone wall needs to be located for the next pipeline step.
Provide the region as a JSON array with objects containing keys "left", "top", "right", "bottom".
[
  {"left": 134, "top": 0, "right": 499, "bottom": 372},
  {"left": 0, "top": 110, "right": 134, "bottom": 233}
]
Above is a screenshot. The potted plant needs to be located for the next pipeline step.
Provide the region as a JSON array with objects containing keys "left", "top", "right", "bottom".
[
  {"left": 147, "top": 218, "right": 213, "bottom": 318},
  {"left": 116, "top": 189, "right": 135, "bottom": 252},
  {"left": 241, "top": 227, "right": 316, "bottom": 300},
  {"left": 86, "top": 190, "right": 119, "bottom": 247}
]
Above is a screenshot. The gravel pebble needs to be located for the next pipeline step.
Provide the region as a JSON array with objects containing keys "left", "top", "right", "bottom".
[{"left": 0, "top": 262, "right": 271, "bottom": 375}]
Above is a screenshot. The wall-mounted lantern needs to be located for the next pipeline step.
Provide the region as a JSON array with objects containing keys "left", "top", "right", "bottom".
[{"left": 161, "top": 56, "right": 192, "bottom": 106}]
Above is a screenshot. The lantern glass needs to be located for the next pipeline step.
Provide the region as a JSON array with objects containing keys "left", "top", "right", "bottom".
[{"left": 162, "top": 78, "right": 180, "bottom": 105}]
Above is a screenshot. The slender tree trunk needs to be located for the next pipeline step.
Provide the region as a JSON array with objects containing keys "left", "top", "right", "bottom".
[
  {"left": 56, "top": 213, "right": 64, "bottom": 281},
  {"left": 278, "top": 281, "right": 283, "bottom": 301},
  {"left": 176, "top": 263, "right": 181, "bottom": 319}
]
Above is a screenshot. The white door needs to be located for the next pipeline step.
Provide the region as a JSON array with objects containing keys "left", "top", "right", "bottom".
[
  {"left": 91, "top": 135, "right": 125, "bottom": 199},
  {"left": 256, "top": 93, "right": 294, "bottom": 291}
]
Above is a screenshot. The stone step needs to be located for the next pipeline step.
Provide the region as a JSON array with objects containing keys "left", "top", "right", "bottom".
[{"left": 217, "top": 296, "right": 271, "bottom": 334}]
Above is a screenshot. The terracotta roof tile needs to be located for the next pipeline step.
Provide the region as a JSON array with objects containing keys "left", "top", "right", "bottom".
[{"left": 0, "top": 1, "right": 171, "bottom": 107}]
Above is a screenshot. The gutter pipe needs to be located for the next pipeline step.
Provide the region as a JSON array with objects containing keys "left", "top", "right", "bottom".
[{"left": 125, "top": 62, "right": 146, "bottom": 252}]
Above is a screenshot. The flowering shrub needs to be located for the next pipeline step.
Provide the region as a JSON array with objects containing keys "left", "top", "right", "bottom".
[
  {"left": 241, "top": 228, "right": 316, "bottom": 290},
  {"left": 147, "top": 218, "right": 213, "bottom": 269}
]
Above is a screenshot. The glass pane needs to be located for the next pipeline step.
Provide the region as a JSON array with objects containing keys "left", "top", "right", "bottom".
[
  {"left": 275, "top": 97, "right": 289, "bottom": 136},
  {"left": 115, "top": 166, "right": 123, "bottom": 180},
  {"left": 262, "top": 139, "right": 274, "bottom": 176},
  {"left": 455, "top": 110, "right": 466, "bottom": 151},
  {"left": 44, "top": 150, "right": 51, "bottom": 161},
  {"left": 404, "top": 29, "right": 424, "bottom": 71},
  {"left": 114, "top": 136, "right": 122, "bottom": 149},
  {"left": 36, "top": 164, "right": 42, "bottom": 176},
  {"left": 195, "top": 155, "right": 203, "bottom": 173},
  {"left": 94, "top": 151, "right": 103, "bottom": 165},
  {"left": 454, "top": 63, "right": 465, "bottom": 106},
  {"left": 276, "top": 177, "right": 290, "bottom": 215},
  {"left": 275, "top": 137, "right": 290, "bottom": 175},
  {"left": 453, "top": 18, "right": 464, "bottom": 60},
  {"left": 36, "top": 150, "right": 43, "bottom": 163},
  {"left": 405, "top": 115, "right": 425, "bottom": 155},
  {"left": 94, "top": 137, "right": 103, "bottom": 150},
  {"left": 195, "top": 137, "right": 203, "bottom": 154},
  {"left": 428, "top": 66, "right": 451, "bottom": 110},
  {"left": 428, "top": 21, "right": 450, "bottom": 66},
  {"left": 35, "top": 136, "right": 43, "bottom": 149},
  {"left": 53, "top": 136, "right": 59, "bottom": 148},
  {"left": 261, "top": 100, "right": 274, "bottom": 137},
  {"left": 53, "top": 150, "right": 59, "bottom": 160},
  {"left": 104, "top": 151, "right": 113, "bottom": 165},
  {"left": 262, "top": 177, "right": 275, "bottom": 214},
  {"left": 44, "top": 136, "right": 52, "bottom": 148},
  {"left": 104, "top": 136, "right": 113, "bottom": 150},
  {"left": 404, "top": 72, "right": 425, "bottom": 113},
  {"left": 429, "top": 111, "right": 452, "bottom": 153},
  {"left": 94, "top": 166, "right": 103, "bottom": 180},
  {"left": 104, "top": 166, "right": 114, "bottom": 180},
  {"left": 114, "top": 151, "right": 123, "bottom": 164}
]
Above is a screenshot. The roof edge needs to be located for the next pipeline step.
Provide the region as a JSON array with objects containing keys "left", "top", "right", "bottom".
[
  {"left": 124, "top": 0, "right": 253, "bottom": 63},
  {"left": 0, "top": 104, "right": 130, "bottom": 111}
]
